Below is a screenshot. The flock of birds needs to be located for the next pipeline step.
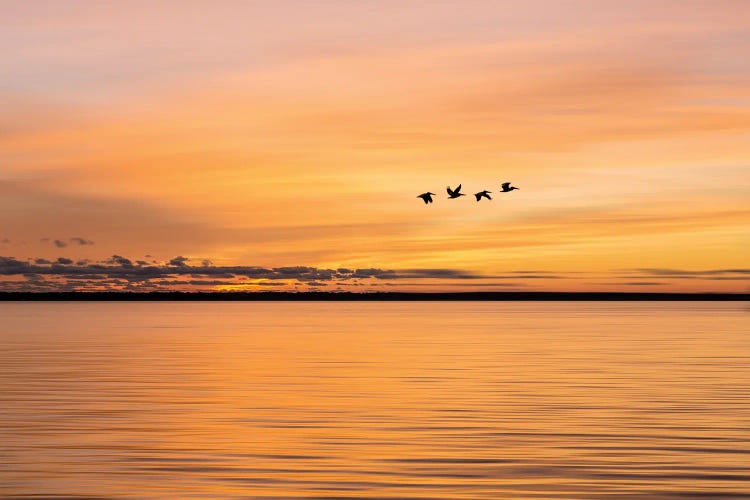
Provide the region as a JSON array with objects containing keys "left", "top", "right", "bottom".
[{"left": 417, "top": 182, "right": 519, "bottom": 204}]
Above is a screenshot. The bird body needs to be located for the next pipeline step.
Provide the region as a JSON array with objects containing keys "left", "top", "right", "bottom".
[
  {"left": 416, "top": 183, "right": 518, "bottom": 204},
  {"left": 417, "top": 192, "right": 435, "bottom": 204},
  {"left": 474, "top": 190, "right": 492, "bottom": 201},
  {"left": 447, "top": 184, "right": 466, "bottom": 199}
]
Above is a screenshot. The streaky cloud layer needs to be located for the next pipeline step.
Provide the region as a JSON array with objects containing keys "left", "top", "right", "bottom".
[{"left": 0, "top": 256, "right": 747, "bottom": 293}]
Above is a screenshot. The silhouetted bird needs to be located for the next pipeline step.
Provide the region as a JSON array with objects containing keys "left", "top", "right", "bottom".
[
  {"left": 417, "top": 192, "right": 435, "bottom": 204},
  {"left": 474, "top": 190, "right": 492, "bottom": 201},
  {"left": 447, "top": 184, "right": 466, "bottom": 199},
  {"left": 500, "top": 182, "right": 519, "bottom": 192}
]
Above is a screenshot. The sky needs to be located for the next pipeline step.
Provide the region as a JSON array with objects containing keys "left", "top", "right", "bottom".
[{"left": 1, "top": 0, "right": 748, "bottom": 292}]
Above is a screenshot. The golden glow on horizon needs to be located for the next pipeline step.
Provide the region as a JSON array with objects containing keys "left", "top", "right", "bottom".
[{"left": 214, "top": 281, "right": 289, "bottom": 292}]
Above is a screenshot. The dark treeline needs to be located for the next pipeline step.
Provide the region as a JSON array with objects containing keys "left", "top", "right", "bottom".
[{"left": 0, "top": 291, "right": 746, "bottom": 301}]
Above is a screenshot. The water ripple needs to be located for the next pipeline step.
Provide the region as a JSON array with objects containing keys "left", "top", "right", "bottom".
[{"left": 1, "top": 301, "right": 748, "bottom": 498}]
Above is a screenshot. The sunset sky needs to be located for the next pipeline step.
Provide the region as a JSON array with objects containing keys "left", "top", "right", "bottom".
[{"left": 1, "top": 0, "right": 748, "bottom": 292}]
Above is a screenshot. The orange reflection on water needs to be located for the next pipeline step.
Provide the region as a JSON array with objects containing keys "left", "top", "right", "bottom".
[{"left": 1, "top": 302, "right": 749, "bottom": 498}]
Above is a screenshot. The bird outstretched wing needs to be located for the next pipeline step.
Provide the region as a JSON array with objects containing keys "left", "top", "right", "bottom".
[
  {"left": 474, "top": 193, "right": 481, "bottom": 201},
  {"left": 455, "top": 184, "right": 462, "bottom": 193},
  {"left": 502, "top": 182, "right": 511, "bottom": 190},
  {"left": 447, "top": 186, "right": 455, "bottom": 196}
]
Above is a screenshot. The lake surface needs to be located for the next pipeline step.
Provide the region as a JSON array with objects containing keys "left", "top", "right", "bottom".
[{"left": 1, "top": 302, "right": 748, "bottom": 498}]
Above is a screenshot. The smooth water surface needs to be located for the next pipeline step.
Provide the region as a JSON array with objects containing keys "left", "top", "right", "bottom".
[{"left": 1, "top": 302, "right": 748, "bottom": 498}]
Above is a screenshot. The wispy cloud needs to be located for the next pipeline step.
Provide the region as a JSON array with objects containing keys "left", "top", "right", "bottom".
[{"left": 623, "top": 268, "right": 750, "bottom": 277}]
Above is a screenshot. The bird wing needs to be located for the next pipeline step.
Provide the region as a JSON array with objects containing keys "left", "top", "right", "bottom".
[
  {"left": 474, "top": 193, "right": 481, "bottom": 201},
  {"left": 447, "top": 186, "right": 455, "bottom": 196},
  {"left": 485, "top": 192, "right": 492, "bottom": 200},
  {"left": 502, "top": 182, "right": 510, "bottom": 189},
  {"left": 455, "top": 184, "right": 462, "bottom": 193}
]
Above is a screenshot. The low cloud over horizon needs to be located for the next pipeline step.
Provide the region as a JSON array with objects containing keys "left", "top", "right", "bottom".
[{"left": 0, "top": 255, "right": 747, "bottom": 293}]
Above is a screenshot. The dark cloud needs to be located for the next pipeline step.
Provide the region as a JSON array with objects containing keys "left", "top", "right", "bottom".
[
  {"left": 42, "top": 237, "right": 95, "bottom": 247},
  {"left": 351, "top": 268, "right": 397, "bottom": 279},
  {"left": 106, "top": 255, "right": 134, "bottom": 268},
  {"left": 0, "top": 254, "right": 507, "bottom": 292},
  {"left": 401, "top": 269, "right": 486, "bottom": 279},
  {"left": 0, "top": 256, "right": 32, "bottom": 274},
  {"left": 168, "top": 255, "right": 189, "bottom": 267},
  {"left": 70, "top": 237, "right": 95, "bottom": 246},
  {"left": 304, "top": 281, "right": 329, "bottom": 287},
  {"left": 7, "top": 257, "right": 740, "bottom": 293}
]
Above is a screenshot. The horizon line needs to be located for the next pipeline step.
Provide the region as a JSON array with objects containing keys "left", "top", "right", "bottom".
[{"left": 1, "top": 291, "right": 746, "bottom": 302}]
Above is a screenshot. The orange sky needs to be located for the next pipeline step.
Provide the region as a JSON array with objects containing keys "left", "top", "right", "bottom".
[{"left": 1, "top": 0, "right": 748, "bottom": 292}]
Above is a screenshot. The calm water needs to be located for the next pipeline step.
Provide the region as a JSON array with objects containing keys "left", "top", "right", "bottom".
[{"left": 1, "top": 302, "right": 748, "bottom": 499}]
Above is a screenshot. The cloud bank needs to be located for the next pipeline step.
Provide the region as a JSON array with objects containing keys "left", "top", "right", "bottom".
[
  {"left": 0, "top": 256, "right": 747, "bottom": 293},
  {"left": 0, "top": 255, "right": 505, "bottom": 292}
]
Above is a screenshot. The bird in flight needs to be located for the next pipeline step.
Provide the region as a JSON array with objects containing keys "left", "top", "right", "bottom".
[
  {"left": 474, "top": 190, "right": 492, "bottom": 201},
  {"left": 500, "top": 182, "right": 519, "bottom": 192},
  {"left": 417, "top": 192, "right": 435, "bottom": 204},
  {"left": 447, "top": 184, "right": 466, "bottom": 199}
]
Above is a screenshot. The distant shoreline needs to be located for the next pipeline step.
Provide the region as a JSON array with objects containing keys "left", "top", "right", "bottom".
[{"left": 0, "top": 292, "right": 746, "bottom": 301}]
